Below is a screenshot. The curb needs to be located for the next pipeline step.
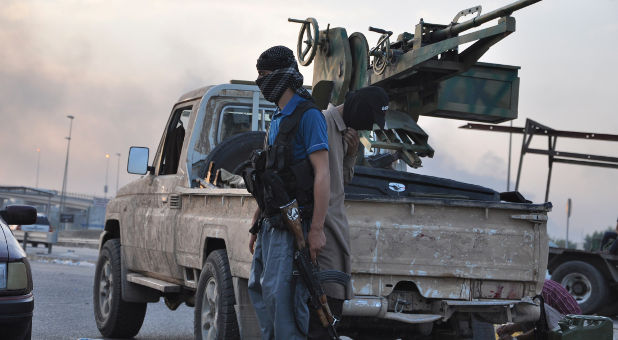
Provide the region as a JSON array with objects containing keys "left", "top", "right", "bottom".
[
  {"left": 27, "top": 253, "right": 96, "bottom": 265},
  {"left": 56, "top": 239, "right": 99, "bottom": 249}
]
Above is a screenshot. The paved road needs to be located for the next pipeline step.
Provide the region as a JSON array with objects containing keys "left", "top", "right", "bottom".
[
  {"left": 26, "top": 245, "right": 355, "bottom": 340},
  {"left": 26, "top": 244, "right": 618, "bottom": 339},
  {"left": 29, "top": 249, "right": 194, "bottom": 339}
]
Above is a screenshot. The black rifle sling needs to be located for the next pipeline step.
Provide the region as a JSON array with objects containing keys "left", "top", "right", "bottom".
[{"left": 534, "top": 295, "right": 549, "bottom": 340}]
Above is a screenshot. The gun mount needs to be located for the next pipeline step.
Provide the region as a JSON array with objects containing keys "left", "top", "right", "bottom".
[{"left": 289, "top": 0, "right": 542, "bottom": 168}]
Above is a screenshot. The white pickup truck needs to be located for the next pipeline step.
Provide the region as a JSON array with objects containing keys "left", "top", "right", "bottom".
[{"left": 93, "top": 83, "right": 550, "bottom": 340}]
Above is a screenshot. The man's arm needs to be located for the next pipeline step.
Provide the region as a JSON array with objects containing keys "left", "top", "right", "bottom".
[
  {"left": 307, "top": 149, "right": 330, "bottom": 261},
  {"left": 342, "top": 128, "right": 358, "bottom": 184},
  {"left": 249, "top": 207, "right": 260, "bottom": 254}
]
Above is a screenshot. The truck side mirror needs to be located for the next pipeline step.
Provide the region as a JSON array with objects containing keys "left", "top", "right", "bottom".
[
  {"left": 128, "top": 147, "right": 151, "bottom": 175},
  {"left": 0, "top": 205, "right": 37, "bottom": 225}
]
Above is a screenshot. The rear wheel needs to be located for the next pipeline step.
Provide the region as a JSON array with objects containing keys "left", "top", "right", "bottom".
[
  {"left": 93, "top": 239, "right": 147, "bottom": 338},
  {"left": 194, "top": 249, "right": 239, "bottom": 340},
  {"left": 551, "top": 260, "right": 608, "bottom": 314}
]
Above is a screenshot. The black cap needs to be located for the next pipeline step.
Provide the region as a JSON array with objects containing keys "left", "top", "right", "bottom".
[
  {"left": 256, "top": 45, "right": 296, "bottom": 71},
  {"left": 343, "top": 86, "right": 389, "bottom": 130}
]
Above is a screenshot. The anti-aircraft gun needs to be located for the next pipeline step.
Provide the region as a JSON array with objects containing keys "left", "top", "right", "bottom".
[{"left": 289, "top": 0, "right": 541, "bottom": 168}]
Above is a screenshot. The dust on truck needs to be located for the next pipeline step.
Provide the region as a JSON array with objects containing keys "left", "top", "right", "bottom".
[{"left": 93, "top": 1, "right": 549, "bottom": 339}]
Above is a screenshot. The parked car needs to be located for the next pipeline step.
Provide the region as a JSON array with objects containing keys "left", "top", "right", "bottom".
[
  {"left": 0, "top": 205, "right": 36, "bottom": 340},
  {"left": 11, "top": 213, "right": 55, "bottom": 251}
]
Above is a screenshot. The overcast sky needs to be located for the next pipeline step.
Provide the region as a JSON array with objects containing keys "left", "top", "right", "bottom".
[{"left": 1, "top": 0, "right": 616, "bottom": 244}]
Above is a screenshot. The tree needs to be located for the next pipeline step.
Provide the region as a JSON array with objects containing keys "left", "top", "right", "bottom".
[
  {"left": 551, "top": 238, "right": 577, "bottom": 249},
  {"left": 583, "top": 227, "right": 613, "bottom": 251}
]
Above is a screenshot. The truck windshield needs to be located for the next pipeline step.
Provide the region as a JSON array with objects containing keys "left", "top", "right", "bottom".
[{"left": 219, "top": 105, "right": 275, "bottom": 143}]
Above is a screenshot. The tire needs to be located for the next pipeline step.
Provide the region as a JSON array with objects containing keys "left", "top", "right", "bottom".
[
  {"left": 0, "top": 317, "right": 31, "bottom": 339},
  {"left": 203, "top": 131, "right": 266, "bottom": 177},
  {"left": 595, "top": 290, "right": 618, "bottom": 316},
  {"left": 93, "top": 239, "right": 147, "bottom": 338},
  {"left": 24, "top": 318, "right": 31, "bottom": 340},
  {"left": 194, "top": 249, "right": 240, "bottom": 340},
  {"left": 551, "top": 260, "right": 608, "bottom": 314}
]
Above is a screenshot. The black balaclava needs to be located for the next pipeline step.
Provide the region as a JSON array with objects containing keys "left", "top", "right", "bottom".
[
  {"left": 343, "top": 86, "right": 389, "bottom": 130},
  {"left": 256, "top": 46, "right": 312, "bottom": 105}
]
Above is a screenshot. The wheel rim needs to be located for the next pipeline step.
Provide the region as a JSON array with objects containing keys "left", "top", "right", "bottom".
[
  {"left": 98, "top": 259, "right": 113, "bottom": 320},
  {"left": 561, "top": 273, "right": 592, "bottom": 304},
  {"left": 201, "top": 277, "right": 219, "bottom": 340}
]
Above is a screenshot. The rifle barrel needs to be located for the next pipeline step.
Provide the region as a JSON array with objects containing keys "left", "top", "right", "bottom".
[{"left": 431, "top": 0, "right": 542, "bottom": 41}]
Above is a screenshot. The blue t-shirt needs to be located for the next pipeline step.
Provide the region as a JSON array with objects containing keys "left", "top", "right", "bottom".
[{"left": 267, "top": 94, "right": 328, "bottom": 160}]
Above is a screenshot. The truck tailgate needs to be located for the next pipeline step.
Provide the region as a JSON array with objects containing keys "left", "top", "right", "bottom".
[{"left": 346, "top": 196, "right": 550, "bottom": 300}]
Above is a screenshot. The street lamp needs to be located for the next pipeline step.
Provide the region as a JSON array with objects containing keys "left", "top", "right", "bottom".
[
  {"left": 59, "top": 115, "right": 75, "bottom": 231},
  {"left": 115, "top": 152, "right": 121, "bottom": 194},
  {"left": 35, "top": 148, "right": 41, "bottom": 188},
  {"left": 566, "top": 198, "right": 572, "bottom": 249},
  {"left": 104, "top": 153, "right": 110, "bottom": 198}
]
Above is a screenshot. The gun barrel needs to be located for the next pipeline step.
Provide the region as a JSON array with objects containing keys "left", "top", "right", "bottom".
[{"left": 431, "top": 0, "right": 541, "bottom": 41}]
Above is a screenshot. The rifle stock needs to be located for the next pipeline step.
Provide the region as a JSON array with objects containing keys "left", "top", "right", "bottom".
[
  {"left": 281, "top": 200, "right": 306, "bottom": 250},
  {"left": 280, "top": 199, "right": 339, "bottom": 339}
]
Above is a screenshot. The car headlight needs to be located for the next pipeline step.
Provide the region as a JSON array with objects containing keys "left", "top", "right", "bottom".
[
  {"left": 0, "top": 261, "right": 30, "bottom": 292},
  {"left": 7, "top": 262, "right": 29, "bottom": 290},
  {"left": 0, "top": 263, "right": 6, "bottom": 289}
]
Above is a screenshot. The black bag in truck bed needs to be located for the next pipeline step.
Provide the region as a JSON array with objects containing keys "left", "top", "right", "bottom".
[{"left": 345, "top": 166, "right": 499, "bottom": 201}]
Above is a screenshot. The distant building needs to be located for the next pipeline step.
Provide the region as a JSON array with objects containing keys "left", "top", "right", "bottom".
[{"left": 0, "top": 186, "right": 108, "bottom": 230}]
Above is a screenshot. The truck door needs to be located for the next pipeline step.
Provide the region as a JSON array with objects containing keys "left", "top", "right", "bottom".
[{"left": 124, "top": 103, "right": 194, "bottom": 280}]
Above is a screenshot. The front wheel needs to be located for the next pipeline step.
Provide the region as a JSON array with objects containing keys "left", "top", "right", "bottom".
[
  {"left": 194, "top": 249, "right": 240, "bottom": 340},
  {"left": 93, "top": 239, "right": 147, "bottom": 338},
  {"left": 551, "top": 260, "right": 608, "bottom": 314}
]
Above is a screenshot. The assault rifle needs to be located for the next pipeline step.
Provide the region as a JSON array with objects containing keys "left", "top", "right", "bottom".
[{"left": 261, "top": 170, "right": 340, "bottom": 340}]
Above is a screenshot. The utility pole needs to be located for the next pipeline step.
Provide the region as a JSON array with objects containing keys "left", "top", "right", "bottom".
[
  {"left": 507, "top": 121, "right": 513, "bottom": 191},
  {"left": 35, "top": 148, "right": 41, "bottom": 188},
  {"left": 115, "top": 152, "right": 121, "bottom": 194},
  {"left": 566, "top": 198, "right": 572, "bottom": 249},
  {"left": 59, "top": 115, "right": 75, "bottom": 231},
  {"left": 104, "top": 153, "right": 110, "bottom": 198}
]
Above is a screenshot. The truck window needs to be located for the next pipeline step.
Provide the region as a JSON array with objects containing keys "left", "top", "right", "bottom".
[
  {"left": 259, "top": 107, "right": 275, "bottom": 132},
  {"left": 35, "top": 215, "right": 50, "bottom": 225},
  {"left": 218, "top": 105, "right": 275, "bottom": 143},
  {"left": 219, "top": 106, "right": 251, "bottom": 142},
  {"left": 159, "top": 107, "right": 192, "bottom": 175}
]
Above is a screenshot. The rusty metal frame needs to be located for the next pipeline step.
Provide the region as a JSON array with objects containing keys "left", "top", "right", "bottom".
[{"left": 460, "top": 118, "right": 618, "bottom": 201}]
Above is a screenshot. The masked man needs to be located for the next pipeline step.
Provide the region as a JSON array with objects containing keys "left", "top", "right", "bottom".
[
  {"left": 247, "top": 45, "right": 330, "bottom": 339},
  {"left": 308, "top": 86, "right": 389, "bottom": 339}
]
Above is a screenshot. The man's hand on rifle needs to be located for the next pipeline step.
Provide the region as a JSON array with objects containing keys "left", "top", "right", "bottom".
[{"left": 308, "top": 223, "right": 326, "bottom": 262}]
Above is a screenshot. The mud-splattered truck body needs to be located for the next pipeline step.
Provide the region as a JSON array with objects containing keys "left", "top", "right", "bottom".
[{"left": 95, "top": 84, "right": 550, "bottom": 339}]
